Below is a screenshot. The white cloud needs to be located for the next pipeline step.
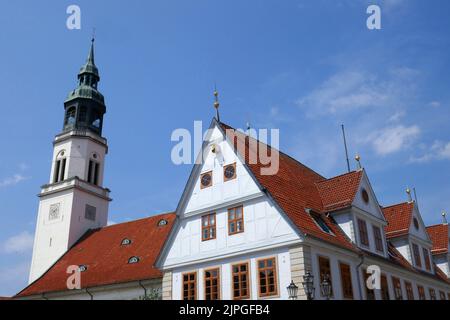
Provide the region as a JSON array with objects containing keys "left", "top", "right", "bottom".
[
  {"left": 368, "top": 125, "right": 420, "bottom": 156},
  {"left": 0, "top": 174, "right": 29, "bottom": 188},
  {"left": 2, "top": 231, "right": 34, "bottom": 254},
  {"left": 410, "top": 140, "right": 450, "bottom": 163},
  {"left": 388, "top": 110, "right": 405, "bottom": 122},
  {"left": 428, "top": 101, "right": 441, "bottom": 108}
]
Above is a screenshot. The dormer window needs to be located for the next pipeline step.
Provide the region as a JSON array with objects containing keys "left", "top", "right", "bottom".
[
  {"left": 79, "top": 265, "right": 88, "bottom": 272},
  {"left": 128, "top": 256, "right": 140, "bottom": 264},
  {"left": 412, "top": 243, "right": 422, "bottom": 268},
  {"left": 357, "top": 218, "right": 369, "bottom": 247},
  {"left": 121, "top": 238, "right": 132, "bottom": 246},
  {"left": 158, "top": 219, "right": 168, "bottom": 227},
  {"left": 422, "top": 248, "right": 431, "bottom": 271},
  {"left": 310, "top": 212, "right": 333, "bottom": 235},
  {"left": 372, "top": 226, "right": 384, "bottom": 253}
]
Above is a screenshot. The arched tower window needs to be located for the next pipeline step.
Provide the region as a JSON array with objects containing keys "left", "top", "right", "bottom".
[
  {"left": 65, "top": 107, "right": 77, "bottom": 126},
  {"left": 87, "top": 153, "right": 100, "bottom": 186},
  {"left": 53, "top": 150, "right": 67, "bottom": 184}
]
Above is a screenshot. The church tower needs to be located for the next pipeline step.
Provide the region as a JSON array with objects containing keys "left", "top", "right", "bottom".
[{"left": 29, "top": 40, "right": 111, "bottom": 283}]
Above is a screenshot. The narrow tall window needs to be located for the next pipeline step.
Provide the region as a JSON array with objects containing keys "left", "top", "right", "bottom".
[
  {"left": 418, "top": 285, "right": 426, "bottom": 300},
  {"left": 412, "top": 243, "right": 422, "bottom": 268},
  {"left": 201, "top": 213, "right": 216, "bottom": 241},
  {"left": 60, "top": 158, "right": 66, "bottom": 182},
  {"left": 232, "top": 263, "right": 250, "bottom": 300},
  {"left": 357, "top": 218, "right": 369, "bottom": 246},
  {"left": 53, "top": 160, "right": 61, "bottom": 183},
  {"left": 439, "top": 291, "right": 446, "bottom": 300},
  {"left": 372, "top": 226, "right": 384, "bottom": 253},
  {"left": 429, "top": 288, "right": 436, "bottom": 300},
  {"left": 339, "top": 263, "right": 353, "bottom": 299},
  {"left": 258, "top": 258, "right": 278, "bottom": 298},
  {"left": 405, "top": 281, "right": 414, "bottom": 300},
  {"left": 182, "top": 272, "right": 197, "bottom": 300},
  {"left": 422, "top": 248, "right": 431, "bottom": 271},
  {"left": 363, "top": 269, "right": 375, "bottom": 300},
  {"left": 204, "top": 268, "right": 220, "bottom": 300},
  {"left": 87, "top": 160, "right": 100, "bottom": 185},
  {"left": 228, "top": 206, "right": 244, "bottom": 235},
  {"left": 380, "top": 274, "right": 390, "bottom": 300},
  {"left": 318, "top": 256, "right": 333, "bottom": 297},
  {"left": 53, "top": 156, "right": 66, "bottom": 183},
  {"left": 392, "top": 277, "right": 403, "bottom": 300}
]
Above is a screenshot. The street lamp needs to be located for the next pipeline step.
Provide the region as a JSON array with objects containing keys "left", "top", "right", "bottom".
[
  {"left": 302, "top": 271, "right": 315, "bottom": 300},
  {"left": 287, "top": 280, "right": 299, "bottom": 300},
  {"left": 320, "top": 274, "right": 332, "bottom": 300}
]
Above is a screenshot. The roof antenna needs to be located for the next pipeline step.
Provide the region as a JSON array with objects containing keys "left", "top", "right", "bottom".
[
  {"left": 213, "top": 84, "right": 220, "bottom": 123},
  {"left": 341, "top": 124, "right": 351, "bottom": 173},
  {"left": 442, "top": 211, "right": 448, "bottom": 225},
  {"left": 413, "top": 187, "right": 419, "bottom": 207},
  {"left": 92, "top": 27, "right": 96, "bottom": 42}
]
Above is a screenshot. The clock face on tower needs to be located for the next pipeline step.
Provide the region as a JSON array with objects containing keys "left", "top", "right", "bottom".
[{"left": 49, "top": 203, "right": 61, "bottom": 221}]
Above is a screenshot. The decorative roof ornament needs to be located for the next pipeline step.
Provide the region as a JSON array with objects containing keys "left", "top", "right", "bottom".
[
  {"left": 442, "top": 211, "right": 448, "bottom": 225},
  {"left": 355, "top": 154, "right": 362, "bottom": 170},
  {"left": 214, "top": 86, "right": 220, "bottom": 123},
  {"left": 406, "top": 187, "right": 413, "bottom": 203}
]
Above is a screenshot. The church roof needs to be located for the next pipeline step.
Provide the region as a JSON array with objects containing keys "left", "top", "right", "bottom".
[
  {"left": 16, "top": 213, "right": 176, "bottom": 298},
  {"left": 219, "top": 121, "right": 359, "bottom": 252},
  {"left": 426, "top": 223, "right": 449, "bottom": 255},
  {"left": 382, "top": 202, "right": 414, "bottom": 238}
]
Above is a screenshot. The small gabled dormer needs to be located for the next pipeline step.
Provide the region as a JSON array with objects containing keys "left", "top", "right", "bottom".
[
  {"left": 316, "top": 168, "right": 389, "bottom": 258},
  {"left": 426, "top": 217, "right": 450, "bottom": 278},
  {"left": 383, "top": 190, "right": 434, "bottom": 274}
]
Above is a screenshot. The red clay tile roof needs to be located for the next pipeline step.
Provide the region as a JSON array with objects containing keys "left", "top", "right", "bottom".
[
  {"left": 316, "top": 171, "right": 363, "bottom": 212},
  {"left": 382, "top": 202, "right": 414, "bottom": 238},
  {"left": 426, "top": 224, "right": 449, "bottom": 255},
  {"left": 219, "top": 122, "right": 359, "bottom": 252},
  {"left": 16, "top": 213, "right": 176, "bottom": 297}
]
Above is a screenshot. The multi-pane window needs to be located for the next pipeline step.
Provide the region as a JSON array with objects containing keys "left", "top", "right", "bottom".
[
  {"left": 429, "top": 288, "right": 436, "bottom": 300},
  {"left": 412, "top": 243, "right": 422, "bottom": 268},
  {"left": 363, "top": 269, "right": 375, "bottom": 300},
  {"left": 372, "top": 226, "right": 384, "bottom": 253},
  {"left": 318, "top": 256, "right": 333, "bottom": 297},
  {"left": 311, "top": 213, "right": 332, "bottom": 234},
  {"left": 339, "top": 262, "right": 353, "bottom": 299},
  {"left": 232, "top": 263, "right": 250, "bottom": 300},
  {"left": 439, "top": 291, "right": 446, "bottom": 300},
  {"left": 405, "top": 281, "right": 414, "bottom": 300},
  {"left": 204, "top": 268, "right": 220, "bottom": 300},
  {"left": 357, "top": 219, "right": 369, "bottom": 246},
  {"left": 228, "top": 206, "right": 244, "bottom": 235},
  {"left": 392, "top": 277, "right": 403, "bottom": 300},
  {"left": 380, "top": 274, "right": 390, "bottom": 300},
  {"left": 422, "top": 248, "right": 431, "bottom": 271},
  {"left": 258, "top": 258, "right": 278, "bottom": 298},
  {"left": 87, "top": 160, "right": 100, "bottom": 185},
  {"left": 182, "top": 272, "right": 197, "bottom": 300},
  {"left": 201, "top": 213, "right": 216, "bottom": 241},
  {"left": 418, "top": 285, "right": 426, "bottom": 300}
]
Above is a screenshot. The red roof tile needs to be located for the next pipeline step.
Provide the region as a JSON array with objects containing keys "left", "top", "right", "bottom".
[
  {"left": 426, "top": 224, "right": 449, "bottom": 255},
  {"left": 16, "top": 213, "right": 176, "bottom": 297},
  {"left": 220, "top": 122, "right": 358, "bottom": 252},
  {"left": 382, "top": 202, "right": 414, "bottom": 238},
  {"left": 316, "top": 171, "right": 363, "bottom": 212}
]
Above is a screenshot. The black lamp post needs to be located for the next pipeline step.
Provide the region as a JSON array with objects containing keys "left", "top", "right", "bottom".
[
  {"left": 320, "top": 274, "right": 332, "bottom": 300},
  {"left": 302, "top": 271, "right": 315, "bottom": 300},
  {"left": 287, "top": 280, "right": 299, "bottom": 300}
]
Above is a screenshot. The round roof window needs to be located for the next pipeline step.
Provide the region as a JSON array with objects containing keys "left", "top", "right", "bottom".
[{"left": 361, "top": 189, "right": 370, "bottom": 204}]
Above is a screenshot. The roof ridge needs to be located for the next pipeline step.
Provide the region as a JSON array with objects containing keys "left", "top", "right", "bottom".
[
  {"left": 99, "top": 212, "right": 175, "bottom": 230},
  {"left": 382, "top": 201, "right": 412, "bottom": 209},
  {"left": 219, "top": 120, "right": 325, "bottom": 180}
]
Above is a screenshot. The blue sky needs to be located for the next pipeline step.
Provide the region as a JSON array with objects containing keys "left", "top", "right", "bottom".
[{"left": 1, "top": 0, "right": 449, "bottom": 296}]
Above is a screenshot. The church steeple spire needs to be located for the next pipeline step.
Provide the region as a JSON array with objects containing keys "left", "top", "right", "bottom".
[{"left": 63, "top": 39, "right": 106, "bottom": 136}]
